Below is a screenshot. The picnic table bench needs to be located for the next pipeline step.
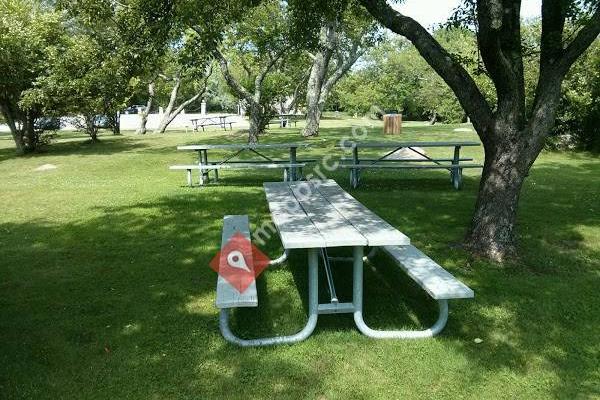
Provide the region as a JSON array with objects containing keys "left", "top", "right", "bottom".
[
  {"left": 190, "top": 115, "right": 235, "bottom": 132},
  {"left": 215, "top": 179, "right": 474, "bottom": 346},
  {"left": 170, "top": 143, "right": 314, "bottom": 186},
  {"left": 337, "top": 141, "right": 483, "bottom": 189}
]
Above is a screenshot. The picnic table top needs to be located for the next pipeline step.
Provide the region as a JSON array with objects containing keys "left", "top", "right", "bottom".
[
  {"left": 336, "top": 141, "right": 481, "bottom": 149},
  {"left": 263, "top": 179, "right": 410, "bottom": 249},
  {"left": 190, "top": 115, "right": 232, "bottom": 121},
  {"left": 178, "top": 143, "right": 310, "bottom": 151}
]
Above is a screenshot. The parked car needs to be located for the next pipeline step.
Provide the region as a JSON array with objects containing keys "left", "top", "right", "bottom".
[{"left": 34, "top": 117, "right": 61, "bottom": 131}]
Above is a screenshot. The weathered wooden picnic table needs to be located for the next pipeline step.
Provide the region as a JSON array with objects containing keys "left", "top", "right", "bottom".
[
  {"left": 216, "top": 179, "right": 474, "bottom": 346},
  {"left": 171, "top": 143, "right": 312, "bottom": 186},
  {"left": 190, "top": 115, "right": 234, "bottom": 131},
  {"left": 338, "top": 141, "right": 483, "bottom": 189}
]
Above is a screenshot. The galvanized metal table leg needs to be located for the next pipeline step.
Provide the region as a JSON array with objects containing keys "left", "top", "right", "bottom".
[
  {"left": 268, "top": 249, "right": 289, "bottom": 267},
  {"left": 289, "top": 147, "right": 297, "bottom": 181},
  {"left": 219, "top": 248, "right": 318, "bottom": 346},
  {"left": 201, "top": 150, "right": 210, "bottom": 184},
  {"left": 352, "top": 246, "right": 449, "bottom": 339},
  {"left": 363, "top": 246, "right": 378, "bottom": 263},
  {"left": 451, "top": 145, "right": 461, "bottom": 189}
]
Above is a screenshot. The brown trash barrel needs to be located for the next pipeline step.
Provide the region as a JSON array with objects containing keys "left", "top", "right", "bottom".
[{"left": 383, "top": 114, "right": 402, "bottom": 135}]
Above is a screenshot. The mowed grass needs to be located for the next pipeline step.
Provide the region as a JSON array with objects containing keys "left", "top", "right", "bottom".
[{"left": 1, "top": 117, "right": 599, "bottom": 399}]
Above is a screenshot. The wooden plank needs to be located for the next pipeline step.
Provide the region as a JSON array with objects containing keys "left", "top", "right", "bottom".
[
  {"left": 336, "top": 141, "right": 480, "bottom": 149},
  {"left": 382, "top": 245, "right": 474, "bottom": 300},
  {"left": 263, "top": 182, "right": 326, "bottom": 249},
  {"left": 339, "top": 164, "right": 483, "bottom": 169},
  {"left": 339, "top": 157, "right": 474, "bottom": 163},
  {"left": 314, "top": 180, "right": 410, "bottom": 247},
  {"left": 178, "top": 143, "right": 310, "bottom": 151},
  {"left": 208, "top": 159, "right": 317, "bottom": 164},
  {"left": 288, "top": 181, "right": 367, "bottom": 247},
  {"left": 199, "top": 163, "right": 306, "bottom": 170},
  {"left": 169, "top": 165, "right": 199, "bottom": 170},
  {"left": 216, "top": 215, "right": 258, "bottom": 309}
]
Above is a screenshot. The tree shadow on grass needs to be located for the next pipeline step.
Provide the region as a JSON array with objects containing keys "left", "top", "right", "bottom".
[{"left": 0, "top": 190, "right": 324, "bottom": 399}]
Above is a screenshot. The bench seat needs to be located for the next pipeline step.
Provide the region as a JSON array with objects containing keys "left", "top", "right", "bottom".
[
  {"left": 169, "top": 163, "right": 306, "bottom": 186},
  {"left": 340, "top": 163, "right": 483, "bottom": 169},
  {"left": 381, "top": 245, "right": 474, "bottom": 300},
  {"left": 209, "top": 159, "right": 317, "bottom": 164},
  {"left": 216, "top": 215, "right": 258, "bottom": 308},
  {"left": 340, "top": 157, "right": 474, "bottom": 163}
]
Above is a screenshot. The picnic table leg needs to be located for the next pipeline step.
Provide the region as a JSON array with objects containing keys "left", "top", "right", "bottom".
[
  {"left": 186, "top": 169, "right": 192, "bottom": 187},
  {"left": 201, "top": 150, "right": 210, "bottom": 184},
  {"left": 351, "top": 145, "right": 360, "bottom": 188},
  {"left": 352, "top": 246, "right": 449, "bottom": 339},
  {"left": 219, "top": 248, "right": 319, "bottom": 346},
  {"left": 451, "top": 146, "right": 462, "bottom": 189},
  {"left": 289, "top": 147, "right": 297, "bottom": 181}
]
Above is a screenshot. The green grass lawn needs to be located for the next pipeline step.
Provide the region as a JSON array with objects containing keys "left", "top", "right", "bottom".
[{"left": 1, "top": 118, "right": 599, "bottom": 399}]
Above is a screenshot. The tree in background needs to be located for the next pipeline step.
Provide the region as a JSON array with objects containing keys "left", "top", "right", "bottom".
[
  {"left": 0, "top": 0, "right": 65, "bottom": 153},
  {"left": 151, "top": 33, "right": 213, "bottom": 134},
  {"left": 554, "top": 38, "right": 600, "bottom": 150},
  {"left": 301, "top": 3, "right": 377, "bottom": 137},
  {"left": 360, "top": 0, "right": 600, "bottom": 260},
  {"left": 211, "top": 0, "right": 300, "bottom": 143},
  {"left": 21, "top": 0, "right": 176, "bottom": 141}
]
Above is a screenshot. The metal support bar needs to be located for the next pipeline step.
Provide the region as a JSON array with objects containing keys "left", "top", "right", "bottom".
[
  {"left": 268, "top": 249, "right": 289, "bottom": 267},
  {"left": 249, "top": 148, "right": 274, "bottom": 162},
  {"left": 369, "top": 146, "right": 405, "bottom": 165},
  {"left": 219, "top": 248, "right": 319, "bottom": 346},
  {"left": 289, "top": 147, "right": 297, "bottom": 181},
  {"left": 318, "top": 302, "right": 355, "bottom": 314},
  {"left": 217, "top": 148, "right": 246, "bottom": 165},
  {"left": 363, "top": 247, "right": 379, "bottom": 263},
  {"left": 327, "top": 256, "right": 354, "bottom": 262},
  {"left": 321, "top": 248, "right": 338, "bottom": 304},
  {"left": 352, "top": 245, "right": 449, "bottom": 339}
]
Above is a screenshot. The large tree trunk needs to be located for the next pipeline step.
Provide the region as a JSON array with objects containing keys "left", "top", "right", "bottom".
[
  {"left": 1, "top": 102, "right": 27, "bottom": 153},
  {"left": 84, "top": 114, "right": 99, "bottom": 141},
  {"left": 247, "top": 103, "right": 268, "bottom": 144},
  {"left": 465, "top": 132, "right": 536, "bottom": 260},
  {"left": 137, "top": 81, "right": 155, "bottom": 135},
  {"left": 303, "top": 23, "right": 336, "bottom": 137},
  {"left": 155, "top": 76, "right": 181, "bottom": 134},
  {"left": 359, "top": 0, "right": 600, "bottom": 261}
]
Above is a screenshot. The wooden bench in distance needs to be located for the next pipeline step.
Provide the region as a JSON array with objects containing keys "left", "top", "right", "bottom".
[{"left": 215, "top": 215, "right": 258, "bottom": 309}]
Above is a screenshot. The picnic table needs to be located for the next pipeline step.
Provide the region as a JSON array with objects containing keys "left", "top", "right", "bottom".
[
  {"left": 338, "top": 141, "right": 483, "bottom": 189},
  {"left": 216, "top": 179, "right": 474, "bottom": 346},
  {"left": 171, "top": 143, "right": 313, "bottom": 186},
  {"left": 269, "top": 114, "right": 304, "bottom": 128},
  {"left": 190, "top": 115, "right": 235, "bottom": 132}
]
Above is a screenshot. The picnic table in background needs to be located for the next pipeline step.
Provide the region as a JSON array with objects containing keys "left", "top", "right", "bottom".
[
  {"left": 337, "top": 141, "right": 483, "bottom": 189},
  {"left": 215, "top": 179, "right": 474, "bottom": 346},
  {"left": 268, "top": 114, "right": 305, "bottom": 128},
  {"left": 190, "top": 115, "right": 235, "bottom": 132},
  {"left": 170, "top": 143, "right": 314, "bottom": 186}
]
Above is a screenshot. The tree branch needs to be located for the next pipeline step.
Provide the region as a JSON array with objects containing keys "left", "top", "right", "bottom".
[
  {"left": 360, "top": 0, "right": 493, "bottom": 135},
  {"left": 557, "top": 6, "right": 600, "bottom": 74},
  {"left": 213, "top": 48, "right": 255, "bottom": 105},
  {"left": 476, "top": 0, "right": 525, "bottom": 125}
]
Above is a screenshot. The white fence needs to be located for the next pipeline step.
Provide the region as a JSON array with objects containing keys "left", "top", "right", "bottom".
[{"left": 0, "top": 112, "right": 249, "bottom": 133}]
